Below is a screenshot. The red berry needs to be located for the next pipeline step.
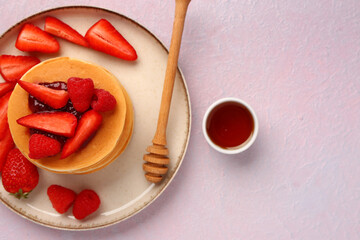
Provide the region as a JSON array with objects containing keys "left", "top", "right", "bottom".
[
  {"left": 47, "top": 185, "right": 76, "bottom": 214},
  {"left": 72, "top": 189, "right": 100, "bottom": 220},
  {"left": 0, "top": 55, "right": 40, "bottom": 82},
  {"left": 17, "top": 111, "right": 78, "bottom": 138},
  {"left": 28, "top": 134, "right": 61, "bottom": 159},
  {"left": 0, "top": 125, "right": 14, "bottom": 172},
  {"left": 15, "top": 23, "right": 60, "bottom": 53},
  {"left": 2, "top": 148, "right": 39, "bottom": 199},
  {"left": 0, "top": 93, "right": 14, "bottom": 172},
  {"left": 44, "top": 16, "right": 89, "bottom": 48},
  {"left": 61, "top": 110, "right": 102, "bottom": 159},
  {"left": 0, "top": 92, "right": 11, "bottom": 140},
  {"left": 67, "top": 77, "right": 94, "bottom": 112},
  {"left": 91, "top": 89, "right": 117, "bottom": 112},
  {"left": 18, "top": 80, "right": 69, "bottom": 109},
  {"left": 0, "top": 82, "right": 15, "bottom": 98},
  {"left": 85, "top": 19, "right": 137, "bottom": 61}
]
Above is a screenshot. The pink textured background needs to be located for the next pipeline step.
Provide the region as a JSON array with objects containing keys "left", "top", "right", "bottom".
[{"left": 0, "top": 0, "right": 359, "bottom": 239}]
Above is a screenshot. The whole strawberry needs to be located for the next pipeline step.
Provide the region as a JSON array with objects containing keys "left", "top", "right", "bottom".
[
  {"left": 73, "top": 189, "right": 100, "bottom": 220},
  {"left": 47, "top": 185, "right": 76, "bottom": 214},
  {"left": 2, "top": 148, "right": 39, "bottom": 199}
]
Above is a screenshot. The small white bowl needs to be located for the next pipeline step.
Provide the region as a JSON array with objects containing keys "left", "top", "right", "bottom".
[{"left": 202, "top": 97, "right": 259, "bottom": 154}]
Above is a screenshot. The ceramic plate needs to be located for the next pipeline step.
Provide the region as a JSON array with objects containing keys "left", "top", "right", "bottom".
[{"left": 0, "top": 6, "right": 191, "bottom": 230}]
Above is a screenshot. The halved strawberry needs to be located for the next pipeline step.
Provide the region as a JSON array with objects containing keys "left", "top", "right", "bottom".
[
  {"left": 61, "top": 110, "right": 102, "bottom": 158},
  {"left": 18, "top": 80, "right": 69, "bottom": 109},
  {"left": 17, "top": 112, "right": 78, "bottom": 138},
  {"left": 44, "top": 16, "right": 89, "bottom": 48},
  {"left": 0, "top": 124, "right": 15, "bottom": 172},
  {"left": 0, "top": 82, "right": 15, "bottom": 97},
  {"left": 0, "top": 92, "right": 11, "bottom": 139},
  {"left": 15, "top": 23, "right": 60, "bottom": 53},
  {"left": 0, "top": 55, "right": 40, "bottom": 82},
  {"left": 85, "top": 19, "right": 137, "bottom": 61}
]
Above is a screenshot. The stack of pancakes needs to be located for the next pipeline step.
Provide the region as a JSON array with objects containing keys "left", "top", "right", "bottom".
[{"left": 7, "top": 57, "right": 134, "bottom": 174}]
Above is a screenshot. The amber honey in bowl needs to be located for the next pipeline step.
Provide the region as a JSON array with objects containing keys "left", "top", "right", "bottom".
[
  {"left": 206, "top": 102, "right": 254, "bottom": 149},
  {"left": 203, "top": 98, "right": 258, "bottom": 154}
]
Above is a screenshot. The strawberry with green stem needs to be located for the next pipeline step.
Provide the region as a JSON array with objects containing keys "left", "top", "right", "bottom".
[{"left": 2, "top": 149, "right": 39, "bottom": 199}]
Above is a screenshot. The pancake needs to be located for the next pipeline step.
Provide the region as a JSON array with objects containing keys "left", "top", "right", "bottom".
[
  {"left": 7, "top": 57, "right": 132, "bottom": 174},
  {"left": 73, "top": 84, "right": 134, "bottom": 174},
  {"left": 67, "top": 83, "right": 134, "bottom": 174}
]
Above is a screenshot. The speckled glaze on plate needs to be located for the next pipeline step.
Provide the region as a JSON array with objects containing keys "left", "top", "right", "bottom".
[{"left": 0, "top": 6, "right": 191, "bottom": 230}]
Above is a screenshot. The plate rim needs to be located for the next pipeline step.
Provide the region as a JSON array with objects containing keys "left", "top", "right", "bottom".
[{"left": 0, "top": 5, "right": 192, "bottom": 230}]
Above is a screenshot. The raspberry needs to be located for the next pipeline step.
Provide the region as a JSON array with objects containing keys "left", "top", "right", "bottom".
[
  {"left": 28, "top": 134, "right": 61, "bottom": 159},
  {"left": 47, "top": 185, "right": 76, "bottom": 214},
  {"left": 91, "top": 89, "right": 117, "bottom": 112},
  {"left": 67, "top": 77, "right": 94, "bottom": 112},
  {"left": 72, "top": 189, "right": 100, "bottom": 220}
]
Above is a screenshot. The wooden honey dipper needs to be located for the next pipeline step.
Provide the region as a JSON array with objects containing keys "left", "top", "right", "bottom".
[{"left": 143, "top": 0, "right": 191, "bottom": 183}]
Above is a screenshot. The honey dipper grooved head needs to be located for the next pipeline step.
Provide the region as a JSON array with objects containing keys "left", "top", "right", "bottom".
[
  {"left": 146, "top": 145, "right": 169, "bottom": 156},
  {"left": 145, "top": 173, "right": 163, "bottom": 184},
  {"left": 143, "top": 153, "right": 170, "bottom": 165},
  {"left": 143, "top": 162, "right": 168, "bottom": 175},
  {"left": 143, "top": 145, "right": 169, "bottom": 183}
]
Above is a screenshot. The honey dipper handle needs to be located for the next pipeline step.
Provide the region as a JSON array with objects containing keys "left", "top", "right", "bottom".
[{"left": 152, "top": 0, "right": 191, "bottom": 146}]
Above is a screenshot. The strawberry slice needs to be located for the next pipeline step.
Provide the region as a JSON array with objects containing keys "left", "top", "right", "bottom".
[
  {"left": 15, "top": 23, "right": 60, "bottom": 53},
  {"left": 44, "top": 16, "right": 89, "bottom": 48},
  {"left": 0, "top": 92, "right": 12, "bottom": 140},
  {"left": 0, "top": 55, "right": 40, "bottom": 82},
  {"left": 18, "top": 80, "right": 69, "bottom": 109},
  {"left": 85, "top": 19, "right": 137, "bottom": 61},
  {"left": 0, "top": 124, "right": 15, "bottom": 172},
  {"left": 17, "top": 112, "right": 78, "bottom": 138},
  {"left": 61, "top": 110, "right": 102, "bottom": 158},
  {"left": 0, "top": 82, "right": 15, "bottom": 98}
]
